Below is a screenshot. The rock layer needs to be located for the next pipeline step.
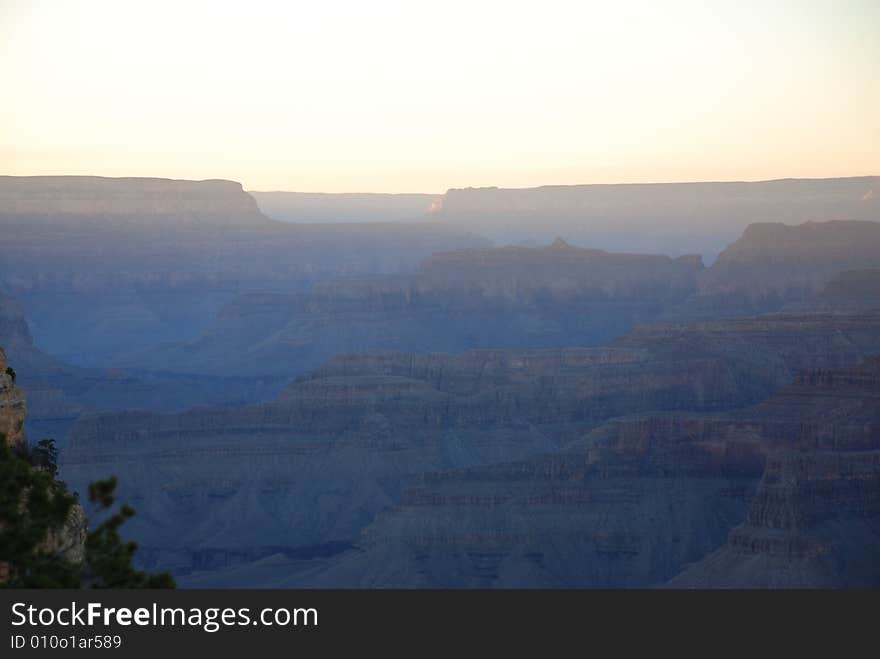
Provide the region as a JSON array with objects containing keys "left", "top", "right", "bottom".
[
  {"left": 0, "top": 175, "right": 486, "bottom": 363},
  {"left": 433, "top": 177, "right": 880, "bottom": 259},
  {"left": 62, "top": 311, "right": 880, "bottom": 579},
  {"left": 286, "top": 357, "right": 880, "bottom": 588},
  {"left": 140, "top": 241, "right": 704, "bottom": 376},
  {"left": 683, "top": 221, "right": 880, "bottom": 317},
  {"left": 668, "top": 358, "right": 880, "bottom": 587},
  {"left": 798, "top": 269, "right": 880, "bottom": 313}
]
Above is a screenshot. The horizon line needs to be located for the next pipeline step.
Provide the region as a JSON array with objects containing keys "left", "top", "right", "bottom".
[{"left": 1, "top": 172, "right": 877, "bottom": 196}]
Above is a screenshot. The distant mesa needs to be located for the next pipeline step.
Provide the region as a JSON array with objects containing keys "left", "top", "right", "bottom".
[
  {"left": 0, "top": 175, "right": 259, "bottom": 223},
  {"left": 432, "top": 176, "right": 880, "bottom": 260},
  {"left": 0, "top": 175, "right": 487, "bottom": 363}
]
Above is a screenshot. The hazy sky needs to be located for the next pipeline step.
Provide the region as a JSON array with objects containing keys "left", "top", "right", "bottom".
[{"left": 1, "top": 0, "right": 878, "bottom": 192}]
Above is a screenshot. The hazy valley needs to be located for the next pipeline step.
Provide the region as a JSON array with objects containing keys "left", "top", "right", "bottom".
[{"left": 2, "top": 174, "right": 879, "bottom": 588}]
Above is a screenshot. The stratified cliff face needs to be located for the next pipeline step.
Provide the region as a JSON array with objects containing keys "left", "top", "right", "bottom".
[
  {"left": 686, "top": 221, "right": 880, "bottom": 317},
  {"left": 614, "top": 311, "right": 880, "bottom": 379},
  {"left": 0, "top": 348, "right": 27, "bottom": 447},
  {"left": 63, "top": 310, "right": 880, "bottom": 580},
  {"left": 292, "top": 422, "right": 763, "bottom": 588},
  {"left": 139, "top": 241, "right": 704, "bottom": 376},
  {"left": 61, "top": 340, "right": 769, "bottom": 575},
  {"left": 0, "top": 176, "right": 262, "bottom": 224},
  {"left": 433, "top": 177, "right": 880, "bottom": 259},
  {"left": 284, "top": 356, "right": 880, "bottom": 589},
  {"left": 668, "top": 358, "right": 880, "bottom": 588},
  {"left": 414, "top": 241, "right": 703, "bottom": 300},
  {"left": 0, "top": 176, "right": 486, "bottom": 364},
  {"left": 798, "top": 269, "right": 880, "bottom": 313}
]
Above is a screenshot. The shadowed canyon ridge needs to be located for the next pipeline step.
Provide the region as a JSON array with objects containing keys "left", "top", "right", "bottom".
[{"left": 2, "top": 174, "right": 879, "bottom": 588}]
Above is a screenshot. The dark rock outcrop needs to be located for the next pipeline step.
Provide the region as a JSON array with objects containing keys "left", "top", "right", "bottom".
[
  {"left": 0, "top": 349, "right": 87, "bottom": 576},
  {"left": 0, "top": 348, "right": 27, "bottom": 447}
]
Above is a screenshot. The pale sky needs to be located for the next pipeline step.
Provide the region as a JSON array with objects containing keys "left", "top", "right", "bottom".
[{"left": 1, "top": 0, "right": 878, "bottom": 192}]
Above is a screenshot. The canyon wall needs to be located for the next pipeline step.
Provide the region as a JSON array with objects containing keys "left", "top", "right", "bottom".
[
  {"left": 61, "top": 310, "right": 880, "bottom": 581},
  {"left": 0, "top": 176, "right": 486, "bottom": 364},
  {"left": 0, "top": 176, "right": 261, "bottom": 221},
  {"left": 668, "top": 359, "right": 880, "bottom": 587},
  {"left": 432, "top": 177, "right": 880, "bottom": 259},
  {"left": 685, "top": 220, "right": 880, "bottom": 317},
  {"left": 137, "top": 240, "right": 704, "bottom": 376},
  {"left": 128, "top": 220, "right": 880, "bottom": 379},
  {"left": 275, "top": 357, "right": 880, "bottom": 588}
]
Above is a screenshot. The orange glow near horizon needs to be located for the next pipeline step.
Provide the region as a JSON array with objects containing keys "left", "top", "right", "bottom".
[{"left": 1, "top": 0, "right": 878, "bottom": 193}]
